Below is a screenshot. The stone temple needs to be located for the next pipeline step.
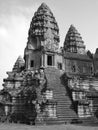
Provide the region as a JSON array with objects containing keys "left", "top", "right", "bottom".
[{"left": 1, "top": 3, "right": 98, "bottom": 125}]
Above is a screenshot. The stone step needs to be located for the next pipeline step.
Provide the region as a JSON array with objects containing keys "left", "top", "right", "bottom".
[{"left": 44, "top": 68, "right": 78, "bottom": 123}]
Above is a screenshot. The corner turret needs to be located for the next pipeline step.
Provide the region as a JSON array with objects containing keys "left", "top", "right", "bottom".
[
  {"left": 64, "top": 25, "right": 85, "bottom": 54},
  {"left": 13, "top": 56, "right": 25, "bottom": 72}
]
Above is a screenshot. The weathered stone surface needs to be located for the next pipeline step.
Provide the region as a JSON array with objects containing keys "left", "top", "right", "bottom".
[
  {"left": 1, "top": 3, "right": 98, "bottom": 125},
  {"left": 26, "top": 2, "right": 59, "bottom": 52},
  {"left": 13, "top": 56, "right": 25, "bottom": 72},
  {"left": 64, "top": 25, "right": 85, "bottom": 54}
]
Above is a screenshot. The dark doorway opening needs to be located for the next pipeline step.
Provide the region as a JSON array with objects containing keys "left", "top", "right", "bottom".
[
  {"left": 47, "top": 55, "right": 52, "bottom": 66},
  {"left": 31, "top": 60, "right": 34, "bottom": 67}
]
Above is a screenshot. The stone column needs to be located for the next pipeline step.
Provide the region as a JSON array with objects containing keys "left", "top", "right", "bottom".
[
  {"left": 44, "top": 54, "right": 47, "bottom": 67},
  {"left": 5, "top": 105, "right": 9, "bottom": 116},
  {"left": 41, "top": 54, "right": 44, "bottom": 67}
]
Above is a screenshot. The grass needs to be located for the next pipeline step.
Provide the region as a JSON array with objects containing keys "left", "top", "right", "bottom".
[{"left": 0, "top": 123, "right": 98, "bottom": 130}]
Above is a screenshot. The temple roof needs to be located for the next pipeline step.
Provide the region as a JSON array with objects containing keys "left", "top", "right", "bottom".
[
  {"left": 64, "top": 25, "right": 85, "bottom": 54},
  {"left": 64, "top": 52, "right": 91, "bottom": 61},
  {"left": 28, "top": 3, "right": 59, "bottom": 44},
  {"left": 13, "top": 56, "right": 25, "bottom": 72},
  {"left": 37, "top": 2, "right": 52, "bottom": 13}
]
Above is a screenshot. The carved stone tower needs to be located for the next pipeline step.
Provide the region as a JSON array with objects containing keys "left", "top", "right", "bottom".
[
  {"left": 64, "top": 25, "right": 85, "bottom": 54},
  {"left": 24, "top": 3, "right": 60, "bottom": 70},
  {"left": 2, "top": 3, "right": 98, "bottom": 125}
]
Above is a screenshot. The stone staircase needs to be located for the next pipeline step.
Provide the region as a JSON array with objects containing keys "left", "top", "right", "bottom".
[{"left": 44, "top": 67, "right": 78, "bottom": 124}]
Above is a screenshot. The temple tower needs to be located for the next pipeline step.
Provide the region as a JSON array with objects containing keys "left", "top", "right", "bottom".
[
  {"left": 24, "top": 3, "right": 61, "bottom": 70},
  {"left": 64, "top": 25, "right": 85, "bottom": 54},
  {"left": 2, "top": 3, "right": 98, "bottom": 125},
  {"left": 63, "top": 24, "right": 93, "bottom": 75},
  {"left": 13, "top": 56, "right": 25, "bottom": 72}
]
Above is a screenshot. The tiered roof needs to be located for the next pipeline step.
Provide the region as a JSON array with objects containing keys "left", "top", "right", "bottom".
[
  {"left": 29, "top": 3, "right": 59, "bottom": 38},
  {"left": 64, "top": 25, "right": 85, "bottom": 54},
  {"left": 27, "top": 3, "right": 59, "bottom": 50},
  {"left": 13, "top": 56, "right": 25, "bottom": 72}
]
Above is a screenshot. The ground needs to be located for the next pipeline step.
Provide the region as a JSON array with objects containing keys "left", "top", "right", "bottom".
[{"left": 0, "top": 124, "right": 98, "bottom": 130}]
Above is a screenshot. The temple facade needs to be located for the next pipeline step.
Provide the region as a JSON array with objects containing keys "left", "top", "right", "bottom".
[{"left": 1, "top": 3, "right": 98, "bottom": 125}]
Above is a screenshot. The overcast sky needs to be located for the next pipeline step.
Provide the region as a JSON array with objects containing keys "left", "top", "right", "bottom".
[{"left": 0, "top": 0, "right": 98, "bottom": 89}]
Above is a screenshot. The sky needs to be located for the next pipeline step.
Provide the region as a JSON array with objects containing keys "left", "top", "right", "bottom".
[{"left": 0, "top": 0, "right": 98, "bottom": 89}]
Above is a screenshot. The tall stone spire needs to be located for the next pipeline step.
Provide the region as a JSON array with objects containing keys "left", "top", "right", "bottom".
[
  {"left": 26, "top": 3, "right": 60, "bottom": 51},
  {"left": 64, "top": 25, "right": 85, "bottom": 54}
]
